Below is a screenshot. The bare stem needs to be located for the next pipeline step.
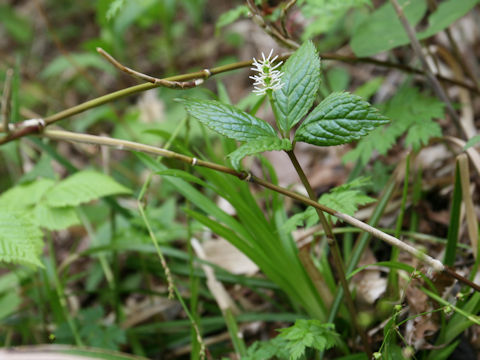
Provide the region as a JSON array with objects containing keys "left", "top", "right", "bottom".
[
  {"left": 97, "top": 48, "right": 208, "bottom": 88},
  {"left": 280, "top": 0, "right": 297, "bottom": 38},
  {"left": 246, "top": 0, "right": 300, "bottom": 49}
]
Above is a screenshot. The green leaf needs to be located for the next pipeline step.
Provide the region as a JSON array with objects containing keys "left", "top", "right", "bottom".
[
  {"left": 41, "top": 53, "right": 116, "bottom": 79},
  {"left": 283, "top": 177, "right": 374, "bottom": 230},
  {"left": 0, "top": 4, "right": 33, "bottom": 44},
  {"left": 0, "top": 178, "right": 55, "bottom": 211},
  {"left": 343, "top": 87, "right": 444, "bottom": 165},
  {"left": 295, "top": 92, "right": 389, "bottom": 146},
  {"left": 0, "top": 292, "right": 21, "bottom": 320},
  {"left": 280, "top": 207, "right": 317, "bottom": 234},
  {"left": 278, "top": 320, "right": 339, "bottom": 359},
  {"left": 272, "top": 41, "right": 321, "bottom": 132},
  {"left": 464, "top": 135, "right": 480, "bottom": 150},
  {"left": 216, "top": 5, "right": 249, "bottom": 32},
  {"left": 320, "top": 190, "right": 375, "bottom": 224},
  {"left": 106, "top": 0, "right": 126, "bottom": 21},
  {"left": 299, "top": 0, "right": 371, "bottom": 39},
  {"left": 228, "top": 138, "right": 292, "bottom": 170},
  {"left": 181, "top": 98, "right": 277, "bottom": 141},
  {"left": 405, "top": 119, "right": 442, "bottom": 151},
  {"left": 354, "top": 77, "right": 384, "bottom": 99},
  {"left": 244, "top": 337, "right": 289, "bottom": 360},
  {"left": 112, "top": 0, "right": 157, "bottom": 35},
  {"left": 319, "top": 67, "right": 350, "bottom": 97},
  {"left": 45, "top": 171, "right": 132, "bottom": 207},
  {"left": 0, "top": 210, "right": 44, "bottom": 268},
  {"left": 350, "top": 0, "right": 427, "bottom": 57},
  {"left": 33, "top": 204, "right": 80, "bottom": 231},
  {"left": 319, "top": 177, "right": 375, "bottom": 224},
  {"left": 418, "top": 0, "right": 479, "bottom": 39}
]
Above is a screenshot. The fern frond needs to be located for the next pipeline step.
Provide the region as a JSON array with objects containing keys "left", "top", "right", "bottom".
[{"left": 0, "top": 211, "right": 43, "bottom": 268}]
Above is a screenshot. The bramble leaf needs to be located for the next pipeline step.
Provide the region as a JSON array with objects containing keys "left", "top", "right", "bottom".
[
  {"left": 319, "top": 189, "right": 375, "bottom": 224},
  {"left": 181, "top": 98, "right": 277, "bottom": 141},
  {"left": 294, "top": 92, "right": 389, "bottom": 146},
  {"left": 45, "top": 171, "right": 132, "bottom": 207},
  {"left": 282, "top": 177, "right": 374, "bottom": 231},
  {"left": 405, "top": 120, "right": 441, "bottom": 151},
  {"left": 278, "top": 320, "right": 340, "bottom": 360},
  {"left": 228, "top": 138, "right": 292, "bottom": 170},
  {"left": 343, "top": 87, "right": 444, "bottom": 165},
  {"left": 243, "top": 337, "right": 290, "bottom": 360},
  {"left": 272, "top": 41, "right": 321, "bottom": 132}
]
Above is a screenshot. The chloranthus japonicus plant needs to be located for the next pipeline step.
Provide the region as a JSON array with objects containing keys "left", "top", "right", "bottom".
[{"left": 180, "top": 41, "right": 390, "bottom": 170}]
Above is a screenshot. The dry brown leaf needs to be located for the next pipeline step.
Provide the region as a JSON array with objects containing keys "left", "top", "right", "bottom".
[{"left": 203, "top": 238, "right": 259, "bottom": 275}]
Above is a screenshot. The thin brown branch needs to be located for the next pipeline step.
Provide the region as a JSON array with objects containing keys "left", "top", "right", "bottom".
[
  {"left": 246, "top": 0, "right": 300, "bottom": 49},
  {"left": 97, "top": 48, "right": 208, "bottom": 89},
  {"left": 280, "top": 0, "right": 297, "bottom": 38}
]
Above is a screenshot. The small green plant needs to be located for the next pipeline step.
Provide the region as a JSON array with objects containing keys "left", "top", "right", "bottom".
[
  {"left": 0, "top": 170, "right": 131, "bottom": 267},
  {"left": 244, "top": 320, "right": 340, "bottom": 360}
]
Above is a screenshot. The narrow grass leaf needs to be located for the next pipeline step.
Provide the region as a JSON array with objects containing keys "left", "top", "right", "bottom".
[{"left": 445, "top": 161, "right": 462, "bottom": 266}]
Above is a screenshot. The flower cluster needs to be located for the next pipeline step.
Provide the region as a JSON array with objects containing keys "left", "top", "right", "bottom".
[{"left": 250, "top": 49, "right": 284, "bottom": 95}]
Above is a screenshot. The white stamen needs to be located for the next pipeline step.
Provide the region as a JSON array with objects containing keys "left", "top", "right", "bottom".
[{"left": 250, "top": 49, "right": 284, "bottom": 96}]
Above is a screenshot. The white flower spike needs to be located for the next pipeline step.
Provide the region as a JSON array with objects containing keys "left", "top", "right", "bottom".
[{"left": 250, "top": 49, "right": 283, "bottom": 95}]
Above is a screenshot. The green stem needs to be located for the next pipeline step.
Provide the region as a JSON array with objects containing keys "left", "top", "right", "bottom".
[
  {"left": 47, "top": 233, "right": 83, "bottom": 346},
  {"left": 285, "top": 150, "right": 372, "bottom": 357},
  {"left": 267, "top": 91, "right": 287, "bottom": 138},
  {"left": 224, "top": 308, "right": 247, "bottom": 357}
]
